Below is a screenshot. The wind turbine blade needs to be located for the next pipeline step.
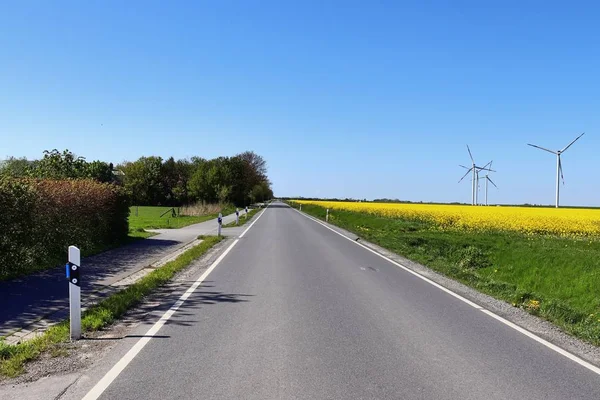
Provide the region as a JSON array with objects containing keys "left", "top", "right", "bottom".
[
  {"left": 561, "top": 132, "right": 585, "bottom": 152},
  {"left": 466, "top": 145, "right": 474, "bottom": 163},
  {"left": 527, "top": 143, "right": 557, "bottom": 154},
  {"left": 559, "top": 157, "right": 565, "bottom": 185},
  {"left": 458, "top": 168, "right": 473, "bottom": 183},
  {"left": 480, "top": 160, "right": 492, "bottom": 170},
  {"left": 459, "top": 164, "right": 470, "bottom": 170},
  {"left": 487, "top": 177, "right": 498, "bottom": 188}
]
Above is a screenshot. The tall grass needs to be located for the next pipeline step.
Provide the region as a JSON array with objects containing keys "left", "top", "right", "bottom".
[{"left": 180, "top": 202, "right": 231, "bottom": 217}]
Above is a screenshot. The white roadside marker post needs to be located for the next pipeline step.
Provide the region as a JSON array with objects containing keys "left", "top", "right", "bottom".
[
  {"left": 218, "top": 213, "right": 222, "bottom": 236},
  {"left": 326, "top": 209, "right": 329, "bottom": 222},
  {"left": 67, "top": 246, "right": 81, "bottom": 340},
  {"left": 236, "top": 208, "right": 239, "bottom": 225},
  {"left": 245, "top": 206, "right": 248, "bottom": 219},
  {"left": 299, "top": 204, "right": 302, "bottom": 211}
]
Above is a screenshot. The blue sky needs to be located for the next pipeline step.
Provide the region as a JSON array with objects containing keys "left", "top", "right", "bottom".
[{"left": 1, "top": 1, "right": 599, "bottom": 205}]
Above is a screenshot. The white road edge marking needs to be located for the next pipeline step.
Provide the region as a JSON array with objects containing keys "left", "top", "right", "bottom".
[
  {"left": 292, "top": 206, "right": 600, "bottom": 376},
  {"left": 82, "top": 206, "right": 268, "bottom": 400}
]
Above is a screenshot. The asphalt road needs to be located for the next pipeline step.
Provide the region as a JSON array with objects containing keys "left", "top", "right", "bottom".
[{"left": 85, "top": 202, "right": 600, "bottom": 399}]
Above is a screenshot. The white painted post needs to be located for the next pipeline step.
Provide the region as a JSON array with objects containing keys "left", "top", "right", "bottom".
[
  {"left": 217, "top": 213, "right": 222, "bottom": 236},
  {"left": 556, "top": 154, "right": 560, "bottom": 208},
  {"left": 245, "top": 206, "right": 248, "bottom": 219},
  {"left": 485, "top": 177, "right": 488, "bottom": 206},
  {"left": 67, "top": 246, "right": 81, "bottom": 340},
  {"left": 235, "top": 208, "right": 239, "bottom": 225},
  {"left": 299, "top": 204, "right": 302, "bottom": 211},
  {"left": 326, "top": 209, "right": 329, "bottom": 222}
]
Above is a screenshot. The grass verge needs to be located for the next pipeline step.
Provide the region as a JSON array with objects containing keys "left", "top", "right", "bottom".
[
  {"left": 0, "top": 235, "right": 224, "bottom": 378},
  {"left": 127, "top": 228, "right": 158, "bottom": 240},
  {"left": 222, "top": 208, "right": 260, "bottom": 228},
  {"left": 129, "top": 206, "right": 234, "bottom": 230},
  {"left": 290, "top": 202, "right": 600, "bottom": 346}
]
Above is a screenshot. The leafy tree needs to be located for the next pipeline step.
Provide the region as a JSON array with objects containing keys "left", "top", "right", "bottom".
[
  {"left": 0, "top": 157, "right": 36, "bottom": 177},
  {"left": 32, "top": 149, "right": 88, "bottom": 179},
  {"left": 3, "top": 149, "right": 273, "bottom": 207},
  {"left": 85, "top": 160, "right": 115, "bottom": 183},
  {"left": 119, "top": 156, "right": 164, "bottom": 205},
  {"left": 217, "top": 185, "right": 232, "bottom": 204},
  {"left": 188, "top": 158, "right": 215, "bottom": 202},
  {"left": 173, "top": 159, "right": 194, "bottom": 204},
  {"left": 2, "top": 150, "right": 115, "bottom": 182},
  {"left": 238, "top": 151, "right": 267, "bottom": 181},
  {"left": 249, "top": 181, "right": 272, "bottom": 203}
]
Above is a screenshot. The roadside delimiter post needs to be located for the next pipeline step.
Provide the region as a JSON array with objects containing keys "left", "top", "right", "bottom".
[
  {"left": 218, "top": 213, "right": 223, "bottom": 236},
  {"left": 66, "top": 246, "right": 81, "bottom": 340}
]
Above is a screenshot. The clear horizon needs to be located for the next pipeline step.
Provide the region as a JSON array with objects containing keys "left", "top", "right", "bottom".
[{"left": 2, "top": 1, "right": 599, "bottom": 206}]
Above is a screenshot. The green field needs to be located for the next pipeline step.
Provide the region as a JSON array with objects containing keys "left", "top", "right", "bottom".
[
  {"left": 292, "top": 202, "right": 600, "bottom": 346},
  {"left": 128, "top": 206, "right": 232, "bottom": 231}
]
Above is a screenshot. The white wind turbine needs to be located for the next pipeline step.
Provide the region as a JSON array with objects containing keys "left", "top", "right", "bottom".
[
  {"left": 527, "top": 133, "right": 585, "bottom": 208},
  {"left": 458, "top": 146, "right": 494, "bottom": 205},
  {"left": 477, "top": 161, "right": 498, "bottom": 206}
]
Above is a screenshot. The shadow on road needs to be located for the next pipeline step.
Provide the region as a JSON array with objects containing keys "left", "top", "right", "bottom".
[
  {"left": 146, "top": 285, "right": 254, "bottom": 328},
  {"left": 0, "top": 238, "right": 181, "bottom": 338}
]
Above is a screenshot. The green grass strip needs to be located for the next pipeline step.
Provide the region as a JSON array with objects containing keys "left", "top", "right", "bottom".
[
  {"left": 0, "top": 235, "right": 224, "bottom": 378},
  {"left": 222, "top": 208, "right": 260, "bottom": 228}
]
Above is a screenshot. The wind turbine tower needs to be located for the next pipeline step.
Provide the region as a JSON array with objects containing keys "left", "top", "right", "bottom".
[
  {"left": 527, "top": 133, "right": 585, "bottom": 208},
  {"left": 478, "top": 162, "right": 498, "bottom": 206},
  {"left": 459, "top": 146, "right": 494, "bottom": 205}
]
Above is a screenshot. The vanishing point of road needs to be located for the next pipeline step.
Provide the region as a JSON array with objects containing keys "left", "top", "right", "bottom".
[{"left": 74, "top": 202, "right": 600, "bottom": 400}]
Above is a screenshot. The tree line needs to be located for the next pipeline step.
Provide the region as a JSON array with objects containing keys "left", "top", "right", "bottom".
[{"left": 0, "top": 149, "right": 273, "bottom": 206}]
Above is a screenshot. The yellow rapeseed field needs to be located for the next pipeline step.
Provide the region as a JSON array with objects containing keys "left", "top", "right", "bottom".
[{"left": 294, "top": 200, "right": 600, "bottom": 237}]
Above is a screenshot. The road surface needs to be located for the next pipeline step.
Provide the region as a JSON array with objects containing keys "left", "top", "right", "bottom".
[{"left": 78, "top": 202, "right": 600, "bottom": 399}]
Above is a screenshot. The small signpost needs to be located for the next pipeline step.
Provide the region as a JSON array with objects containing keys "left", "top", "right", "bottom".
[
  {"left": 66, "top": 246, "right": 81, "bottom": 340},
  {"left": 235, "top": 208, "right": 240, "bottom": 225},
  {"left": 217, "top": 213, "right": 223, "bottom": 236}
]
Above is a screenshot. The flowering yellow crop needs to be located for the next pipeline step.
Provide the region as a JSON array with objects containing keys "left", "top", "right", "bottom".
[{"left": 294, "top": 200, "right": 600, "bottom": 237}]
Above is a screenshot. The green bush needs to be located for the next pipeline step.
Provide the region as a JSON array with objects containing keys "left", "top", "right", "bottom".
[
  {"left": 0, "top": 178, "right": 39, "bottom": 275},
  {"left": 0, "top": 178, "right": 130, "bottom": 280}
]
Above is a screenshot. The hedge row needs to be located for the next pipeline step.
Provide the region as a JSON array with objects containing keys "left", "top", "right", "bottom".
[{"left": 0, "top": 178, "right": 129, "bottom": 280}]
